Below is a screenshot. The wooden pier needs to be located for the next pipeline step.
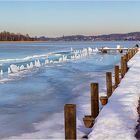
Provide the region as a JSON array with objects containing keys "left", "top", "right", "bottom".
[{"left": 98, "top": 47, "right": 129, "bottom": 53}]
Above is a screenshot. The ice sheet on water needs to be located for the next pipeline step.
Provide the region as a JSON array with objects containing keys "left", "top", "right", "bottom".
[{"left": 0, "top": 42, "right": 128, "bottom": 139}]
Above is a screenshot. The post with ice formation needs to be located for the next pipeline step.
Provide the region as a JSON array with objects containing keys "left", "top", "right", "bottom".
[
  {"left": 91, "top": 83, "right": 99, "bottom": 118},
  {"left": 115, "top": 65, "right": 120, "bottom": 88},
  {"left": 106, "top": 72, "right": 112, "bottom": 98},
  {"left": 64, "top": 104, "right": 76, "bottom": 140}
]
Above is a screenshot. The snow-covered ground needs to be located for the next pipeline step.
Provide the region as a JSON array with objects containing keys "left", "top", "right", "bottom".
[{"left": 89, "top": 50, "right": 140, "bottom": 140}]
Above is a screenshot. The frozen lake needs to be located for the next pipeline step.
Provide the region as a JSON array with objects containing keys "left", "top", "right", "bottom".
[{"left": 0, "top": 41, "right": 138, "bottom": 139}]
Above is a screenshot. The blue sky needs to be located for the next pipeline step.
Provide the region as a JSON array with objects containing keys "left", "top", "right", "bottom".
[{"left": 0, "top": 1, "right": 140, "bottom": 37}]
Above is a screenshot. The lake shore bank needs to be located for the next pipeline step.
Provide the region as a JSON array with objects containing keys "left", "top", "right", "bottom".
[{"left": 0, "top": 41, "right": 48, "bottom": 43}]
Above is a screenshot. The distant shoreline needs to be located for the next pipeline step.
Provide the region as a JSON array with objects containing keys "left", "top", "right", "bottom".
[
  {"left": 0, "top": 40, "right": 139, "bottom": 43},
  {"left": 0, "top": 41, "right": 48, "bottom": 43}
]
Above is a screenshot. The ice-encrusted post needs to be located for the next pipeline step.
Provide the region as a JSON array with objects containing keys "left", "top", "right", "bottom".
[
  {"left": 106, "top": 72, "right": 112, "bottom": 97},
  {"left": 64, "top": 104, "right": 76, "bottom": 140},
  {"left": 91, "top": 83, "right": 99, "bottom": 118},
  {"left": 115, "top": 65, "right": 120, "bottom": 88}
]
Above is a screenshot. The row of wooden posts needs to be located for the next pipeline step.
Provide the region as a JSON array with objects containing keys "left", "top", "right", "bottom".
[{"left": 64, "top": 48, "right": 139, "bottom": 140}]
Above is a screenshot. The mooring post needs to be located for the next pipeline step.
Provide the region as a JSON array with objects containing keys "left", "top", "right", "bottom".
[
  {"left": 123, "top": 56, "right": 127, "bottom": 73},
  {"left": 132, "top": 49, "right": 134, "bottom": 57},
  {"left": 91, "top": 83, "right": 99, "bottom": 118},
  {"left": 135, "top": 48, "right": 137, "bottom": 54},
  {"left": 128, "top": 50, "right": 131, "bottom": 60},
  {"left": 130, "top": 49, "right": 133, "bottom": 59},
  {"left": 133, "top": 49, "right": 135, "bottom": 56},
  {"left": 106, "top": 72, "right": 112, "bottom": 97},
  {"left": 115, "top": 65, "right": 120, "bottom": 88},
  {"left": 136, "top": 48, "right": 139, "bottom": 53},
  {"left": 64, "top": 104, "right": 76, "bottom": 140},
  {"left": 132, "top": 49, "right": 135, "bottom": 57},
  {"left": 121, "top": 56, "right": 125, "bottom": 78},
  {"left": 125, "top": 53, "right": 128, "bottom": 62}
]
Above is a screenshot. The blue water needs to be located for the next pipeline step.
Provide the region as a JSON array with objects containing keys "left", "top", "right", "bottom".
[{"left": 0, "top": 41, "right": 138, "bottom": 139}]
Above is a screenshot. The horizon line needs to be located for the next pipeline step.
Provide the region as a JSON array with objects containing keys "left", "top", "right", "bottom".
[{"left": 1, "top": 30, "right": 140, "bottom": 38}]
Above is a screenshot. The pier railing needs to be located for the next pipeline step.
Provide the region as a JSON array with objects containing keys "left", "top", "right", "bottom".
[{"left": 64, "top": 48, "right": 138, "bottom": 140}]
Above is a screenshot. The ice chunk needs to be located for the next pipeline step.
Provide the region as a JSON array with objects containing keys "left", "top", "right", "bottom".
[
  {"left": 27, "top": 64, "right": 30, "bottom": 69},
  {"left": 20, "top": 65, "right": 25, "bottom": 71},
  {"left": 30, "top": 62, "right": 34, "bottom": 68},
  {"left": 8, "top": 67, "right": 11, "bottom": 74},
  {"left": 35, "top": 60, "right": 41, "bottom": 67},
  {"left": 45, "top": 59, "right": 49, "bottom": 64},
  {"left": 0, "top": 70, "right": 3, "bottom": 75},
  {"left": 88, "top": 47, "right": 92, "bottom": 53},
  {"left": 117, "top": 45, "right": 121, "bottom": 49},
  {"left": 92, "top": 48, "right": 98, "bottom": 52},
  {"left": 59, "top": 57, "right": 63, "bottom": 62},
  {"left": 10, "top": 64, "right": 19, "bottom": 73},
  {"left": 50, "top": 60, "right": 53, "bottom": 63}
]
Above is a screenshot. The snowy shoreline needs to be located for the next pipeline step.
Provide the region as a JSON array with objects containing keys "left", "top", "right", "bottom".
[{"left": 88, "top": 49, "right": 140, "bottom": 140}]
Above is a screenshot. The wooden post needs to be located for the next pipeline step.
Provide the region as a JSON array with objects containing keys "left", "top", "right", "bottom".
[
  {"left": 123, "top": 56, "right": 127, "bottom": 73},
  {"left": 132, "top": 49, "right": 134, "bottom": 57},
  {"left": 106, "top": 72, "right": 112, "bottom": 97},
  {"left": 130, "top": 49, "right": 132, "bottom": 59},
  {"left": 64, "top": 104, "right": 76, "bottom": 140},
  {"left": 135, "top": 48, "right": 137, "bottom": 53},
  {"left": 115, "top": 65, "right": 120, "bottom": 88},
  {"left": 133, "top": 49, "right": 135, "bottom": 56},
  {"left": 128, "top": 50, "right": 131, "bottom": 60},
  {"left": 136, "top": 48, "right": 138, "bottom": 53},
  {"left": 125, "top": 53, "right": 128, "bottom": 62},
  {"left": 91, "top": 83, "right": 99, "bottom": 118},
  {"left": 132, "top": 49, "right": 135, "bottom": 57},
  {"left": 121, "top": 56, "right": 125, "bottom": 78}
]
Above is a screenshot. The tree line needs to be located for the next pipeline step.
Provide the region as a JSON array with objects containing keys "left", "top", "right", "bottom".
[{"left": 0, "top": 31, "right": 38, "bottom": 41}]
